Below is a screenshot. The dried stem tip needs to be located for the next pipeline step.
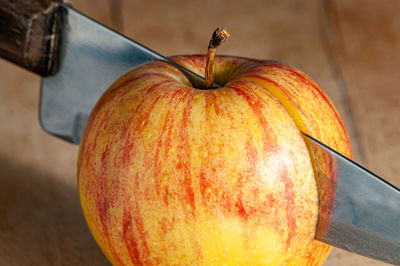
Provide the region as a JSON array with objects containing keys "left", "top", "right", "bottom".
[
  {"left": 208, "top": 27, "right": 230, "bottom": 50},
  {"left": 205, "top": 27, "right": 230, "bottom": 88}
]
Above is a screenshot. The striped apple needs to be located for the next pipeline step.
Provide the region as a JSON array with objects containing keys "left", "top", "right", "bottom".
[{"left": 78, "top": 55, "right": 352, "bottom": 265}]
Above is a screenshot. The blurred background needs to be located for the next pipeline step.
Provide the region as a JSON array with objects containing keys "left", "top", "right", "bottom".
[{"left": 0, "top": 0, "right": 399, "bottom": 265}]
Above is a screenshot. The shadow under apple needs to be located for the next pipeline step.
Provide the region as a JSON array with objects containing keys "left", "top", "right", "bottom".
[{"left": 0, "top": 155, "right": 109, "bottom": 265}]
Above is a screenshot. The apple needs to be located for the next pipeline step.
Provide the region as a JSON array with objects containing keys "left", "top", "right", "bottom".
[{"left": 78, "top": 43, "right": 352, "bottom": 264}]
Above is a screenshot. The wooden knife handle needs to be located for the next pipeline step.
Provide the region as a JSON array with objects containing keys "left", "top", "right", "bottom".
[{"left": 0, "top": 0, "right": 62, "bottom": 76}]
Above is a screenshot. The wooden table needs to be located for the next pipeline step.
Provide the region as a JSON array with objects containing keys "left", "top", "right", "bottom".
[{"left": 1, "top": 0, "right": 399, "bottom": 264}]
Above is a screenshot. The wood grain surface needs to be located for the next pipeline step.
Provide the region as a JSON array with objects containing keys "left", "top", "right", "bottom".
[{"left": 0, "top": 0, "right": 399, "bottom": 265}]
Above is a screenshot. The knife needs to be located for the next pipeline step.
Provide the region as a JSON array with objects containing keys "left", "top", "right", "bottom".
[
  {"left": 0, "top": 0, "right": 208, "bottom": 144},
  {"left": 1, "top": 1, "right": 399, "bottom": 264},
  {"left": 304, "top": 133, "right": 400, "bottom": 265}
]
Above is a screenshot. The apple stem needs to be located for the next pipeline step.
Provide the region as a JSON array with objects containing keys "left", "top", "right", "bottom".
[{"left": 205, "top": 27, "right": 230, "bottom": 89}]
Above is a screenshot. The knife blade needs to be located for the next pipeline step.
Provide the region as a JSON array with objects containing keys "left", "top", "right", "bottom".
[
  {"left": 303, "top": 133, "right": 400, "bottom": 264},
  {"left": 40, "top": 1, "right": 210, "bottom": 144}
]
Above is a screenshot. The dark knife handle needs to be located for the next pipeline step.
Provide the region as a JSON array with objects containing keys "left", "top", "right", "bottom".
[{"left": 0, "top": 0, "right": 62, "bottom": 76}]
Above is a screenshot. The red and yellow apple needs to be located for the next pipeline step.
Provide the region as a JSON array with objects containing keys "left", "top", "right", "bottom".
[{"left": 77, "top": 55, "right": 352, "bottom": 265}]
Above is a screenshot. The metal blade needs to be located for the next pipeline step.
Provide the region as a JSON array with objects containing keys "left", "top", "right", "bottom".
[
  {"left": 303, "top": 133, "right": 400, "bottom": 264},
  {"left": 40, "top": 2, "right": 208, "bottom": 144}
]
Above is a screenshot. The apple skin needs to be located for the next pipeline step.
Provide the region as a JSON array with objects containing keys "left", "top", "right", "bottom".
[{"left": 78, "top": 55, "right": 352, "bottom": 265}]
